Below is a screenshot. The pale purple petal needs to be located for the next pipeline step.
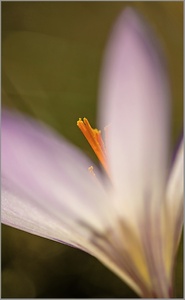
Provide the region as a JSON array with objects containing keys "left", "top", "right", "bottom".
[
  {"left": 2, "top": 111, "right": 145, "bottom": 293},
  {"left": 1, "top": 109, "right": 151, "bottom": 295},
  {"left": 98, "top": 8, "right": 171, "bottom": 218},
  {"left": 2, "top": 109, "right": 111, "bottom": 235},
  {"left": 165, "top": 139, "right": 184, "bottom": 252},
  {"left": 3, "top": 174, "right": 145, "bottom": 294},
  {"left": 2, "top": 177, "right": 94, "bottom": 253},
  {"left": 3, "top": 174, "right": 146, "bottom": 296}
]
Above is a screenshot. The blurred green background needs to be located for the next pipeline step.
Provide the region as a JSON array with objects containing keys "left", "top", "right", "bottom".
[{"left": 2, "top": 2, "right": 183, "bottom": 298}]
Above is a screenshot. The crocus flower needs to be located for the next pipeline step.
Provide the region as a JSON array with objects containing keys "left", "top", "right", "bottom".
[{"left": 2, "top": 8, "right": 183, "bottom": 298}]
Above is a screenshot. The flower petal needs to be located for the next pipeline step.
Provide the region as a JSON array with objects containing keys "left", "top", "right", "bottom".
[
  {"left": 1, "top": 109, "right": 144, "bottom": 296},
  {"left": 166, "top": 139, "right": 184, "bottom": 218},
  {"left": 2, "top": 177, "right": 92, "bottom": 252},
  {"left": 2, "top": 109, "right": 111, "bottom": 236},
  {"left": 1, "top": 110, "right": 149, "bottom": 296},
  {"left": 2, "top": 177, "right": 144, "bottom": 296},
  {"left": 165, "top": 138, "right": 184, "bottom": 253},
  {"left": 98, "top": 8, "right": 171, "bottom": 219}
]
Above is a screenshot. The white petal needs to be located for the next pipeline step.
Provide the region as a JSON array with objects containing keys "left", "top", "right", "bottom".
[
  {"left": 98, "top": 8, "right": 170, "bottom": 219},
  {"left": 3, "top": 175, "right": 147, "bottom": 296},
  {"left": 2, "top": 110, "right": 111, "bottom": 234},
  {"left": 166, "top": 139, "right": 184, "bottom": 215},
  {"left": 2, "top": 177, "right": 92, "bottom": 252},
  {"left": 165, "top": 139, "right": 184, "bottom": 252},
  {"left": 1, "top": 110, "right": 152, "bottom": 296}
]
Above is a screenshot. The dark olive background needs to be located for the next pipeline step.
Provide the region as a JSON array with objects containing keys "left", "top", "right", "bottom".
[{"left": 2, "top": 2, "right": 183, "bottom": 298}]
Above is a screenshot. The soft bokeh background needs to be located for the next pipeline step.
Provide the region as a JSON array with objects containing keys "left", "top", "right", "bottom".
[{"left": 2, "top": 2, "right": 183, "bottom": 298}]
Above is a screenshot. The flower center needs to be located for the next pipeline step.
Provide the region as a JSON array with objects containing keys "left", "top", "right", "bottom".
[{"left": 77, "top": 118, "right": 109, "bottom": 174}]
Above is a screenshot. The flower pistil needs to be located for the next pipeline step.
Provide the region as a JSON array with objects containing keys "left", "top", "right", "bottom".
[{"left": 77, "top": 118, "right": 109, "bottom": 175}]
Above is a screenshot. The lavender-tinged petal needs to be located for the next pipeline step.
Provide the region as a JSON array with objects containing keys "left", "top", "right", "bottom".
[
  {"left": 2, "top": 109, "right": 150, "bottom": 295},
  {"left": 98, "top": 8, "right": 170, "bottom": 220},
  {"left": 166, "top": 139, "right": 184, "bottom": 212},
  {"left": 165, "top": 139, "right": 184, "bottom": 253},
  {"left": 2, "top": 109, "right": 111, "bottom": 233},
  {"left": 2, "top": 177, "right": 93, "bottom": 253},
  {"left": 2, "top": 177, "right": 143, "bottom": 296},
  {"left": 2, "top": 176, "right": 131, "bottom": 278}
]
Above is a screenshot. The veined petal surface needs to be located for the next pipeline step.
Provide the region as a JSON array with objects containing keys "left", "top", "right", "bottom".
[
  {"left": 97, "top": 8, "right": 175, "bottom": 297},
  {"left": 1, "top": 109, "right": 148, "bottom": 296},
  {"left": 2, "top": 110, "right": 111, "bottom": 236},
  {"left": 2, "top": 177, "right": 94, "bottom": 253},
  {"left": 164, "top": 139, "right": 184, "bottom": 275},
  {"left": 166, "top": 139, "right": 184, "bottom": 232},
  {"left": 98, "top": 8, "right": 171, "bottom": 220}
]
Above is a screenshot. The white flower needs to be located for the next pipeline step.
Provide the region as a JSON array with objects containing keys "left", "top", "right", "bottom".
[{"left": 2, "top": 8, "right": 183, "bottom": 298}]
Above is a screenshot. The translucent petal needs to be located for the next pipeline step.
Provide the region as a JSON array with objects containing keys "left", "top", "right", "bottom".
[
  {"left": 2, "top": 109, "right": 110, "bottom": 233},
  {"left": 164, "top": 139, "right": 184, "bottom": 269},
  {"left": 2, "top": 174, "right": 146, "bottom": 296},
  {"left": 166, "top": 139, "right": 184, "bottom": 227},
  {"left": 1, "top": 109, "right": 146, "bottom": 295},
  {"left": 2, "top": 177, "right": 93, "bottom": 252},
  {"left": 98, "top": 8, "right": 171, "bottom": 220}
]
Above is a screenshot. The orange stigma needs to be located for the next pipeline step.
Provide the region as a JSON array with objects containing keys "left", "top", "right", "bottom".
[{"left": 77, "top": 118, "right": 109, "bottom": 174}]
